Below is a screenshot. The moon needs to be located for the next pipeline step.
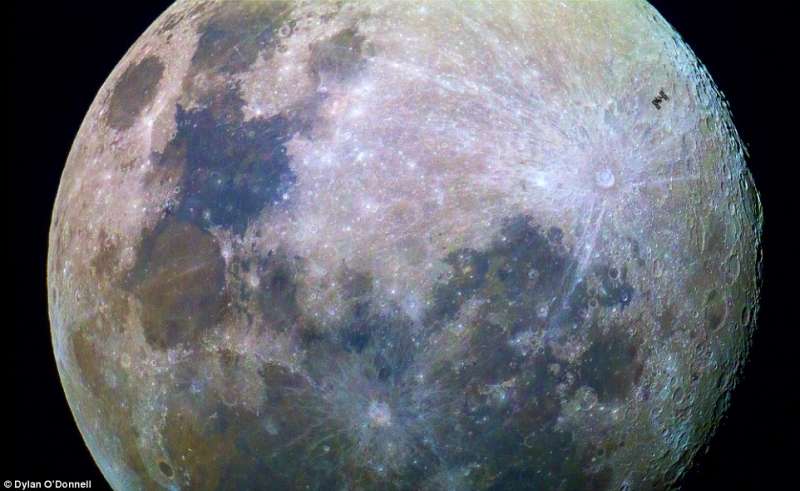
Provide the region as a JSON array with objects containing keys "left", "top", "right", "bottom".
[{"left": 48, "top": 1, "right": 762, "bottom": 489}]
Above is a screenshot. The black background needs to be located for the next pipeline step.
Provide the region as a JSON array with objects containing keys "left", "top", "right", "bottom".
[{"left": 12, "top": 2, "right": 792, "bottom": 489}]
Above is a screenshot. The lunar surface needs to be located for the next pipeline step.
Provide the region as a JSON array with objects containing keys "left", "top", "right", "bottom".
[{"left": 48, "top": 1, "right": 762, "bottom": 489}]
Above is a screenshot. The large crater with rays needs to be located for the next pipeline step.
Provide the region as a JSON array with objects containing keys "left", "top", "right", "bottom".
[{"left": 48, "top": 1, "right": 762, "bottom": 489}]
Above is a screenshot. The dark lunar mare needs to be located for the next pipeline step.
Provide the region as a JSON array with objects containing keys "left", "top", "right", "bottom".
[
  {"left": 106, "top": 56, "right": 165, "bottom": 130},
  {"left": 125, "top": 83, "right": 304, "bottom": 351},
  {"left": 154, "top": 87, "right": 298, "bottom": 235},
  {"left": 413, "top": 216, "right": 638, "bottom": 489},
  {"left": 190, "top": 1, "right": 294, "bottom": 75},
  {"left": 309, "top": 26, "right": 370, "bottom": 84},
  {"left": 121, "top": 67, "right": 644, "bottom": 484},
  {"left": 46, "top": 1, "right": 763, "bottom": 489},
  {"left": 115, "top": 7, "right": 647, "bottom": 486},
  {"left": 119, "top": 3, "right": 379, "bottom": 354},
  {"left": 148, "top": 14, "right": 373, "bottom": 236},
  {"left": 124, "top": 216, "right": 228, "bottom": 350},
  {"left": 173, "top": 214, "right": 641, "bottom": 489}
]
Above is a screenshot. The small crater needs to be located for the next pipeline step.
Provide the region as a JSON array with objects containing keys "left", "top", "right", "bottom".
[
  {"left": 740, "top": 305, "right": 752, "bottom": 326},
  {"left": 703, "top": 290, "right": 727, "bottom": 331},
  {"left": 569, "top": 264, "right": 635, "bottom": 319},
  {"left": 277, "top": 21, "right": 294, "bottom": 38},
  {"left": 158, "top": 461, "right": 173, "bottom": 478},
  {"left": 595, "top": 168, "right": 615, "bottom": 188}
]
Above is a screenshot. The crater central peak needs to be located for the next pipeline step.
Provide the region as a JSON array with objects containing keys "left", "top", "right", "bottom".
[{"left": 595, "top": 167, "right": 616, "bottom": 188}]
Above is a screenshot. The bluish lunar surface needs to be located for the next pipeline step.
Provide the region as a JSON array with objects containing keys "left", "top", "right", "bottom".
[{"left": 48, "top": 1, "right": 762, "bottom": 489}]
